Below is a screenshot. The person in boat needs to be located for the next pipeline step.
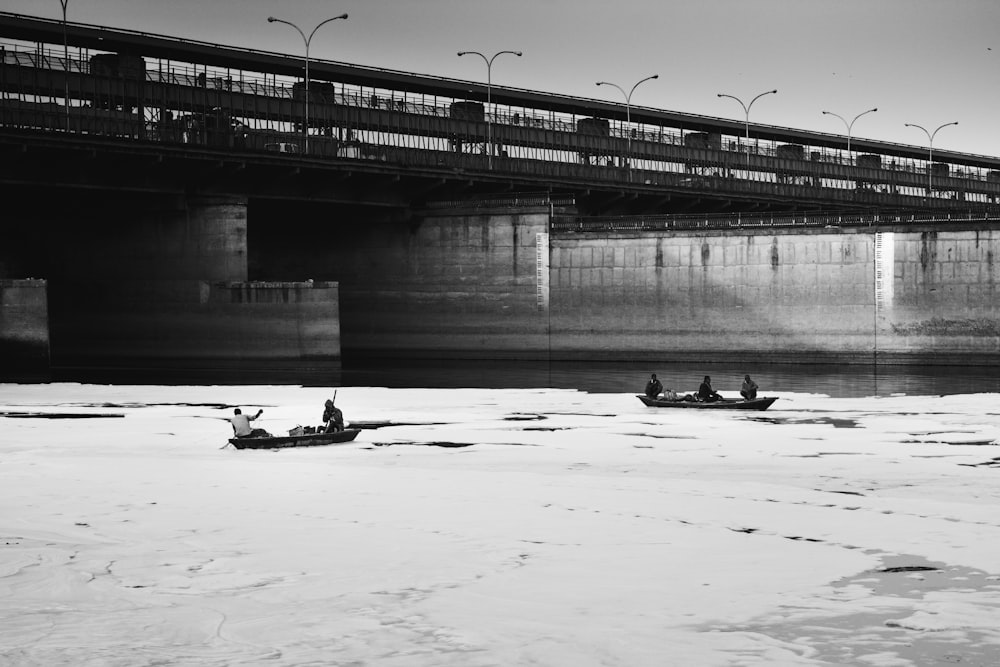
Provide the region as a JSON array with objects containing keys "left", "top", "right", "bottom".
[
  {"left": 322, "top": 398, "right": 344, "bottom": 433},
  {"left": 740, "top": 375, "right": 759, "bottom": 401},
  {"left": 230, "top": 407, "right": 268, "bottom": 438},
  {"left": 697, "top": 376, "right": 722, "bottom": 402},
  {"left": 644, "top": 373, "right": 664, "bottom": 398}
]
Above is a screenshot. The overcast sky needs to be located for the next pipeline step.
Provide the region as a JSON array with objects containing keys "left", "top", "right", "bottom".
[{"left": 7, "top": 0, "right": 1000, "bottom": 157}]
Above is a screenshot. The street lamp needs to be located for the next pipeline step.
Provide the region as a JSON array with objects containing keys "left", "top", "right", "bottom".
[
  {"left": 717, "top": 89, "right": 778, "bottom": 165},
  {"left": 457, "top": 50, "right": 522, "bottom": 169},
  {"left": 596, "top": 74, "right": 658, "bottom": 173},
  {"left": 822, "top": 107, "right": 877, "bottom": 162},
  {"left": 904, "top": 121, "right": 958, "bottom": 193},
  {"left": 267, "top": 13, "right": 348, "bottom": 154},
  {"left": 59, "top": 0, "right": 69, "bottom": 130}
]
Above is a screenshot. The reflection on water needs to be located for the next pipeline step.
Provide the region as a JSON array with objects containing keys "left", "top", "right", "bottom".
[
  {"left": 335, "top": 360, "right": 1000, "bottom": 398},
  {"left": 9, "top": 359, "right": 999, "bottom": 398}
]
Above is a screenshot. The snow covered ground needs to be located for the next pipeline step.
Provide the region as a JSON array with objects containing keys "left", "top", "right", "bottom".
[{"left": 1, "top": 383, "right": 999, "bottom": 666}]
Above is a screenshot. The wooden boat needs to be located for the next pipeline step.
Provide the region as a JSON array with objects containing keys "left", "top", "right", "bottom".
[
  {"left": 229, "top": 428, "right": 362, "bottom": 450},
  {"left": 637, "top": 395, "right": 778, "bottom": 411}
]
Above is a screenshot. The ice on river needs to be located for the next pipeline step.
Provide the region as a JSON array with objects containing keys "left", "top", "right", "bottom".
[{"left": 1, "top": 383, "right": 999, "bottom": 666}]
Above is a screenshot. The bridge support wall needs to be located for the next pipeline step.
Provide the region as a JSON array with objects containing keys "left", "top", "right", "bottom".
[
  {"left": 549, "top": 227, "right": 1000, "bottom": 364},
  {"left": 258, "top": 204, "right": 1000, "bottom": 366},
  {"left": 277, "top": 206, "right": 552, "bottom": 359},
  {"left": 52, "top": 279, "right": 340, "bottom": 365},
  {"left": 0, "top": 279, "right": 49, "bottom": 369},
  {"left": 880, "top": 230, "right": 1000, "bottom": 362},
  {"left": 0, "top": 193, "right": 341, "bottom": 369}
]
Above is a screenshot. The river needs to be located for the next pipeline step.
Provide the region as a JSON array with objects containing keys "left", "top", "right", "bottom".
[{"left": 10, "top": 359, "right": 999, "bottom": 398}]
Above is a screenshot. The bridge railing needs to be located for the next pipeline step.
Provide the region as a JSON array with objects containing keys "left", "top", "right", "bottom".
[
  {"left": 424, "top": 193, "right": 576, "bottom": 210},
  {"left": 4, "top": 39, "right": 1000, "bottom": 210},
  {"left": 551, "top": 210, "right": 1000, "bottom": 233},
  {"left": 0, "top": 41, "right": 977, "bottom": 175}
]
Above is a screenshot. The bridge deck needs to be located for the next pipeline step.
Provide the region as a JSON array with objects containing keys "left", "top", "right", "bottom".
[{"left": 3, "top": 11, "right": 1000, "bottom": 213}]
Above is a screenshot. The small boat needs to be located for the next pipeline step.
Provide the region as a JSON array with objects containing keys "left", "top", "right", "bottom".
[
  {"left": 637, "top": 395, "right": 778, "bottom": 411},
  {"left": 229, "top": 428, "right": 362, "bottom": 450}
]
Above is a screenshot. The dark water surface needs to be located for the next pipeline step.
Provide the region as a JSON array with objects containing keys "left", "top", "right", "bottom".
[
  {"left": 9, "top": 360, "right": 999, "bottom": 398},
  {"left": 339, "top": 360, "right": 1000, "bottom": 398}
]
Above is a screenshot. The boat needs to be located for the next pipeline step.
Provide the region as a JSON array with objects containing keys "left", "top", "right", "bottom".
[
  {"left": 637, "top": 395, "right": 778, "bottom": 411},
  {"left": 228, "top": 428, "right": 362, "bottom": 450}
]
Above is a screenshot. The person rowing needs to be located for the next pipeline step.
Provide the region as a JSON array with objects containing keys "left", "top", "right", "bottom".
[
  {"left": 229, "top": 407, "right": 269, "bottom": 438},
  {"left": 322, "top": 397, "right": 344, "bottom": 433}
]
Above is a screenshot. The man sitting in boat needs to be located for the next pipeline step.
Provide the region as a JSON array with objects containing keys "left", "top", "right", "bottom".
[
  {"left": 697, "top": 376, "right": 722, "bottom": 402},
  {"left": 644, "top": 374, "right": 664, "bottom": 399},
  {"left": 230, "top": 407, "right": 269, "bottom": 438},
  {"left": 741, "top": 375, "right": 759, "bottom": 401},
  {"left": 323, "top": 399, "right": 345, "bottom": 433}
]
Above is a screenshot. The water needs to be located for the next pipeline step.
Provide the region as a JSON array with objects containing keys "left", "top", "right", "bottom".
[
  {"left": 7, "top": 359, "right": 1000, "bottom": 398},
  {"left": 337, "top": 360, "right": 1000, "bottom": 398}
]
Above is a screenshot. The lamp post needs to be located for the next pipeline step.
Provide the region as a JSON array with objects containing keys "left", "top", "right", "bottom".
[
  {"left": 596, "top": 74, "right": 658, "bottom": 173},
  {"left": 59, "top": 0, "right": 69, "bottom": 131},
  {"left": 267, "top": 13, "right": 348, "bottom": 154},
  {"left": 822, "top": 107, "right": 877, "bottom": 162},
  {"left": 717, "top": 89, "right": 777, "bottom": 165},
  {"left": 904, "top": 121, "right": 958, "bottom": 193},
  {"left": 457, "top": 50, "right": 522, "bottom": 169}
]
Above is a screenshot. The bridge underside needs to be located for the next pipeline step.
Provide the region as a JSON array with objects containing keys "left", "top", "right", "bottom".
[
  {"left": 4, "top": 131, "right": 1000, "bottom": 372},
  {"left": 4, "top": 172, "right": 1000, "bottom": 372},
  {"left": 0, "top": 130, "right": 929, "bottom": 217}
]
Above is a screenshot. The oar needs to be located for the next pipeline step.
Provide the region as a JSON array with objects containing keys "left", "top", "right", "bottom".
[{"left": 329, "top": 390, "right": 339, "bottom": 431}]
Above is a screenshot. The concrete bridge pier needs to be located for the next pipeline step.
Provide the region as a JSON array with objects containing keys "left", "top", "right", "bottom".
[
  {"left": 0, "top": 279, "right": 50, "bottom": 371},
  {"left": 1, "top": 192, "right": 341, "bottom": 371},
  {"left": 250, "top": 199, "right": 556, "bottom": 362},
  {"left": 337, "top": 206, "right": 552, "bottom": 360},
  {"left": 56, "top": 193, "right": 340, "bottom": 369}
]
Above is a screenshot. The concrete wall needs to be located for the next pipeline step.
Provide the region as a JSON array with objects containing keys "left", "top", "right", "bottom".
[
  {"left": 7, "top": 189, "right": 999, "bottom": 368},
  {"left": 287, "top": 207, "right": 552, "bottom": 359},
  {"left": 254, "top": 202, "right": 1000, "bottom": 365},
  {"left": 47, "top": 194, "right": 254, "bottom": 365},
  {"left": 0, "top": 193, "right": 342, "bottom": 369},
  {"left": 0, "top": 279, "right": 49, "bottom": 369},
  {"left": 882, "top": 230, "right": 1000, "bottom": 361},
  {"left": 550, "top": 230, "right": 875, "bottom": 361},
  {"left": 48, "top": 194, "right": 249, "bottom": 283},
  {"left": 549, "top": 228, "right": 1000, "bottom": 363},
  {"left": 54, "top": 280, "right": 340, "bottom": 364}
]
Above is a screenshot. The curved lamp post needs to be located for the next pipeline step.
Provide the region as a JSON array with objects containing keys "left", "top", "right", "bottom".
[
  {"left": 267, "top": 13, "right": 348, "bottom": 154},
  {"left": 596, "top": 74, "right": 658, "bottom": 173},
  {"left": 457, "top": 50, "right": 522, "bottom": 169},
  {"left": 717, "top": 89, "right": 777, "bottom": 165},
  {"left": 822, "top": 107, "right": 877, "bottom": 162},
  {"left": 59, "top": 0, "right": 69, "bottom": 130},
  {"left": 904, "top": 121, "right": 958, "bottom": 193}
]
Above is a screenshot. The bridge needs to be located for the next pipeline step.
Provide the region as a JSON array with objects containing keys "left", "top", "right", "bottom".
[
  {"left": 4, "top": 11, "right": 1000, "bottom": 215},
  {"left": 3, "top": 11, "right": 1000, "bottom": 374}
]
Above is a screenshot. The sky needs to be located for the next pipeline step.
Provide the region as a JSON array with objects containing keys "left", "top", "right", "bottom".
[
  {"left": 5, "top": 0, "right": 1000, "bottom": 155},
  {"left": 2, "top": 382, "right": 1000, "bottom": 664}
]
